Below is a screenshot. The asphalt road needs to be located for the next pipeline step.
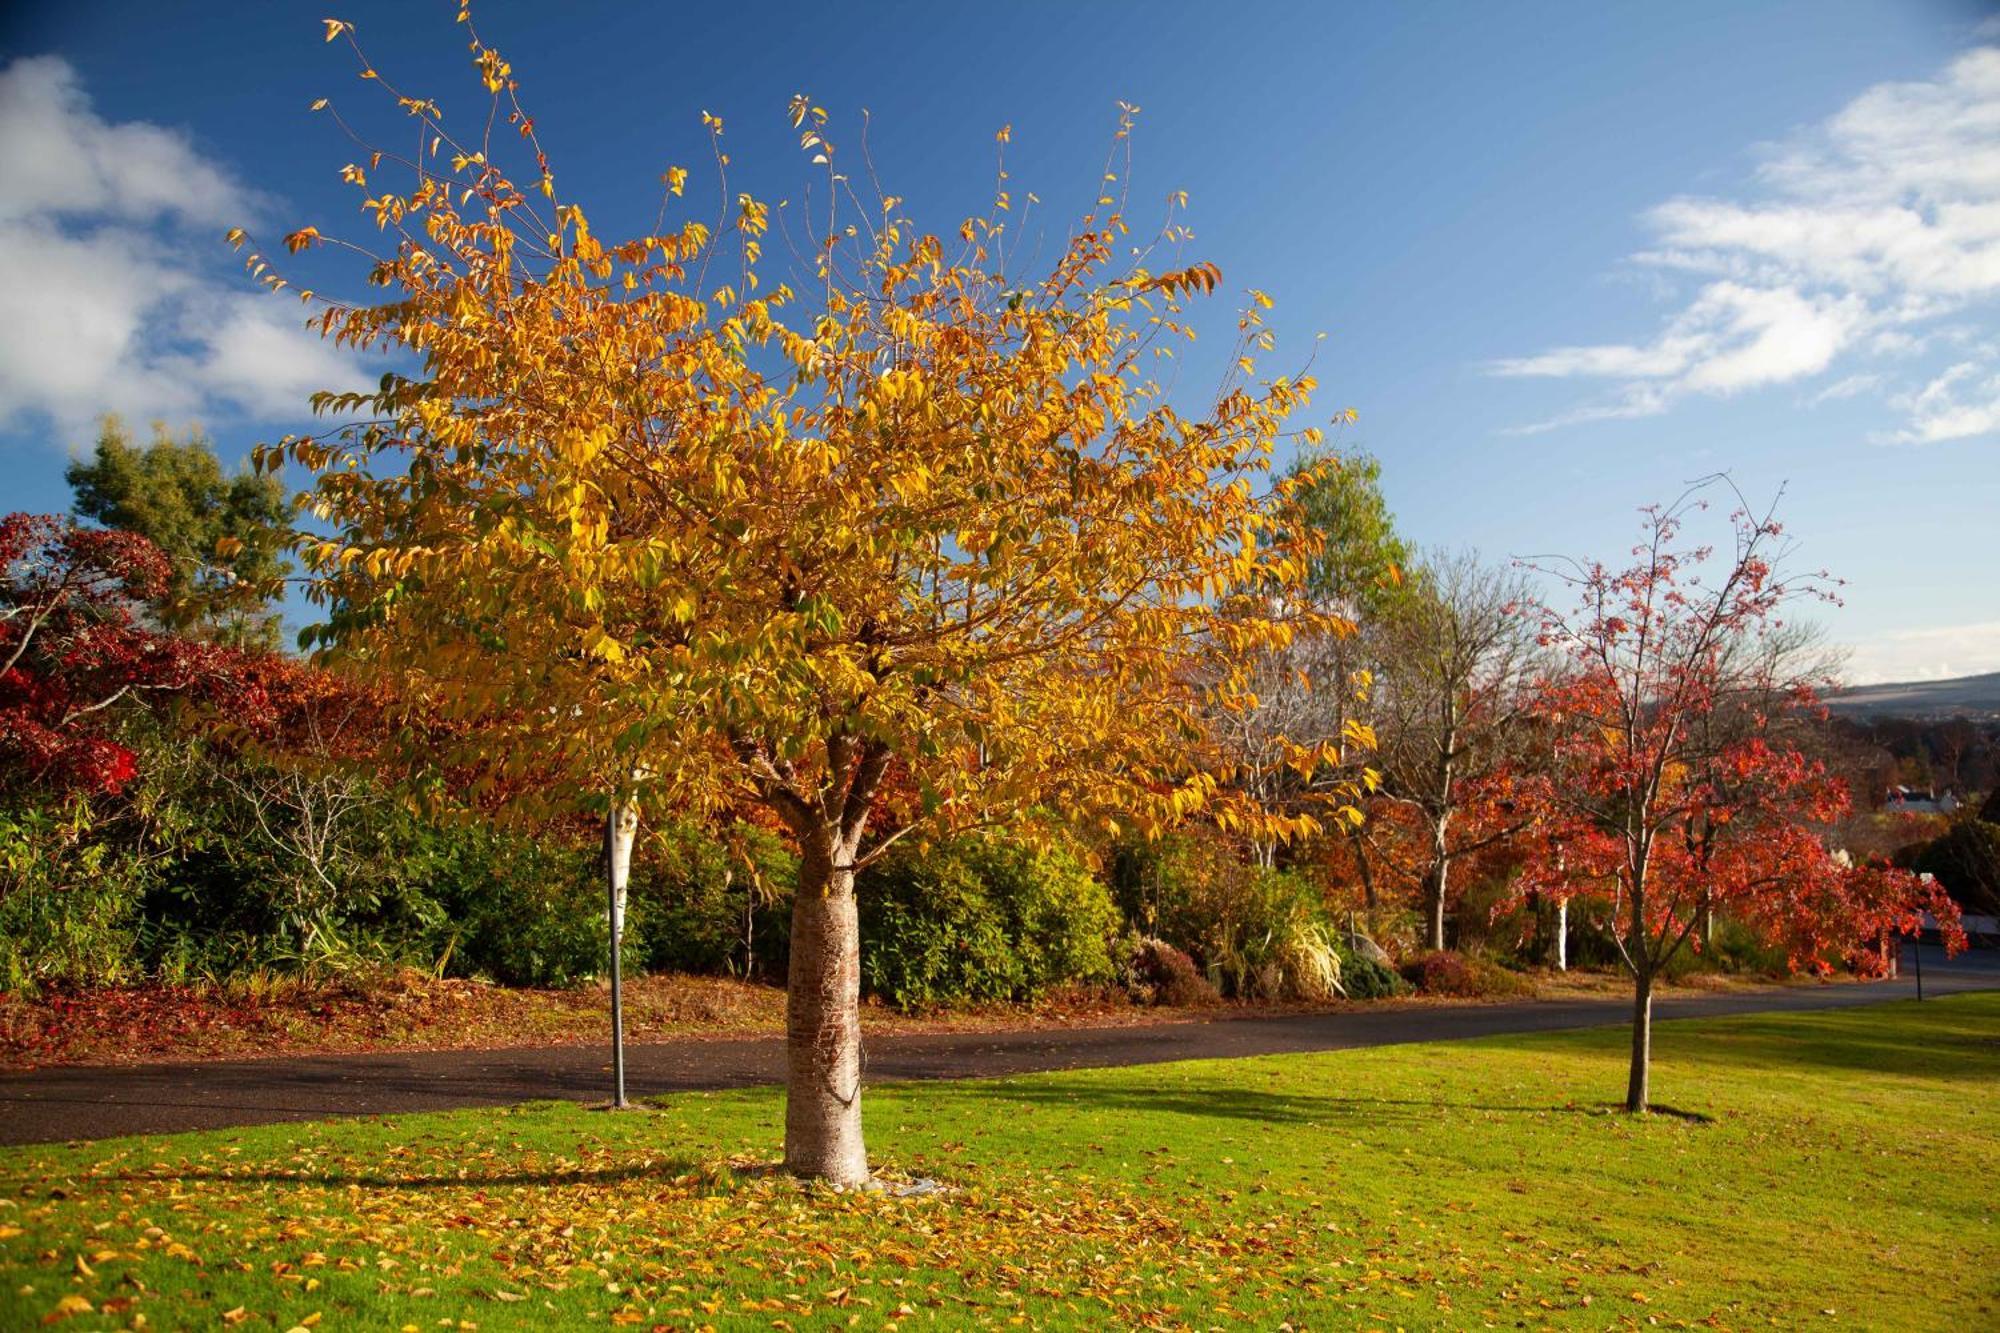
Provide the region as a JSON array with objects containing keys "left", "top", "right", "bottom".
[{"left": 2, "top": 943, "right": 1992, "bottom": 1147}]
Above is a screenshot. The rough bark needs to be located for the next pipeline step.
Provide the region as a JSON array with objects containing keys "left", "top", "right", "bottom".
[
  {"left": 1554, "top": 897, "right": 1568, "bottom": 972},
  {"left": 783, "top": 852, "right": 869, "bottom": 1186}
]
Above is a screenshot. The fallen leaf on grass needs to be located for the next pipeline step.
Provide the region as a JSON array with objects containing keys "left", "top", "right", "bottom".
[{"left": 40, "top": 1294, "right": 93, "bottom": 1324}]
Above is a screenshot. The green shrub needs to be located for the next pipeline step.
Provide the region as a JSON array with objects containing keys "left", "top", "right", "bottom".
[
  {"left": 1899, "top": 820, "right": 2000, "bottom": 916},
  {"left": 1659, "top": 917, "right": 1790, "bottom": 981},
  {"left": 631, "top": 818, "right": 794, "bottom": 979},
  {"left": 0, "top": 800, "right": 149, "bottom": 989},
  {"left": 1333, "top": 942, "right": 1406, "bottom": 999},
  {"left": 1107, "top": 833, "right": 1346, "bottom": 999},
  {"left": 963, "top": 841, "right": 1118, "bottom": 994},
  {"left": 1106, "top": 828, "right": 1247, "bottom": 955},
  {"left": 1199, "top": 867, "right": 1341, "bottom": 1001},
  {"left": 858, "top": 847, "right": 1019, "bottom": 1010},
  {"left": 858, "top": 836, "right": 1120, "bottom": 1010},
  {"left": 391, "top": 820, "right": 613, "bottom": 987}
]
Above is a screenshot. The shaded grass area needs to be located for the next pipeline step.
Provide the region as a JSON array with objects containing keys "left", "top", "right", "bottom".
[{"left": 0, "top": 996, "right": 1993, "bottom": 1329}]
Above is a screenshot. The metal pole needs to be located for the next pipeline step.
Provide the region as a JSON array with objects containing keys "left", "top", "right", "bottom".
[{"left": 608, "top": 809, "right": 628, "bottom": 1108}]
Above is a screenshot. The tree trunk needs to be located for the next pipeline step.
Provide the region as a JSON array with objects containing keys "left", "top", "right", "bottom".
[
  {"left": 1554, "top": 897, "right": 1568, "bottom": 972},
  {"left": 1424, "top": 811, "right": 1451, "bottom": 951},
  {"left": 784, "top": 854, "right": 869, "bottom": 1186},
  {"left": 1424, "top": 856, "right": 1449, "bottom": 952},
  {"left": 1625, "top": 969, "right": 1653, "bottom": 1113},
  {"left": 605, "top": 799, "right": 639, "bottom": 1109}
]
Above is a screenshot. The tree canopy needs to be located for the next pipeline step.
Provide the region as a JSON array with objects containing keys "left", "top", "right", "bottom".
[
  {"left": 67, "top": 418, "right": 292, "bottom": 650},
  {"left": 252, "top": 11, "right": 1354, "bottom": 1183}
]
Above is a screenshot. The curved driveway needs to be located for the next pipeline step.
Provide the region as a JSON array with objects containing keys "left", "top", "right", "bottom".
[{"left": 2, "top": 945, "right": 1992, "bottom": 1146}]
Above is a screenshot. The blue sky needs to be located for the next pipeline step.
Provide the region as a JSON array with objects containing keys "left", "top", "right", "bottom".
[{"left": 1, "top": 0, "right": 1995, "bottom": 681}]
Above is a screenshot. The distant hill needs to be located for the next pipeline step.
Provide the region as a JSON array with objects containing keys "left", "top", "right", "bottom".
[{"left": 1825, "top": 671, "right": 2000, "bottom": 720}]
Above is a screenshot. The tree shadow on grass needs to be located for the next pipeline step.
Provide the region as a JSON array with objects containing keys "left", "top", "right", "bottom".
[
  {"left": 1603, "top": 1005, "right": 1997, "bottom": 1086},
  {"left": 909, "top": 1078, "right": 1601, "bottom": 1127}
]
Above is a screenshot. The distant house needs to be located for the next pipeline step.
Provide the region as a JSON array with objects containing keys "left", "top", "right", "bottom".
[{"left": 1886, "top": 785, "right": 1959, "bottom": 815}]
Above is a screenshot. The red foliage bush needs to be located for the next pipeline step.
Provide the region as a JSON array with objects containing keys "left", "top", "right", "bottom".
[
  {"left": 1398, "top": 950, "right": 1531, "bottom": 998},
  {"left": 1122, "top": 937, "right": 1220, "bottom": 1007}
]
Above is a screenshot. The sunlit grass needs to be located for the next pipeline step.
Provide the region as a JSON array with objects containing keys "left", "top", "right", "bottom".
[{"left": 3, "top": 994, "right": 1994, "bottom": 1329}]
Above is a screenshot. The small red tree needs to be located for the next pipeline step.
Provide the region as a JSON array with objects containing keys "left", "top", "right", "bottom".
[
  {"left": 1515, "top": 481, "right": 1961, "bottom": 1113},
  {"left": 0, "top": 513, "right": 241, "bottom": 797}
]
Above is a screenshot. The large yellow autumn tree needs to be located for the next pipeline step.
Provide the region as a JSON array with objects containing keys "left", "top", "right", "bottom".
[{"left": 253, "top": 10, "right": 1360, "bottom": 1185}]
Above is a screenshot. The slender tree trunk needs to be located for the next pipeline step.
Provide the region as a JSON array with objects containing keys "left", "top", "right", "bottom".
[
  {"left": 1424, "top": 810, "right": 1451, "bottom": 951},
  {"left": 605, "top": 799, "right": 639, "bottom": 1109},
  {"left": 1354, "top": 833, "right": 1378, "bottom": 911},
  {"left": 784, "top": 850, "right": 869, "bottom": 1186},
  {"left": 1625, "top": 968, "right": 1653, "bottom": 1113},
  {"left": 1554, "top": 897, "right": 1568, "bottom": 972}
]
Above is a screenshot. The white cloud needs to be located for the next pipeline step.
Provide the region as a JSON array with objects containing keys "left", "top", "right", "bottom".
[
  {"left": 0, "top": 55, "right": 255, "bottom": 227},
  {"left": 1884, "top": 361, "right": 2000, "bottom": 443},
  {"left": 0, "top": 56, "right": 368, "bottom": 441},
  {"left": 1493, "top": 46, "right": 2000, "bottom": 440},
  {"left": 1806, "top": 372, "right": 1883, "bottom": 405},
  {"left": 1842, "top": 619, "right": 2000, "bottom": 684}
]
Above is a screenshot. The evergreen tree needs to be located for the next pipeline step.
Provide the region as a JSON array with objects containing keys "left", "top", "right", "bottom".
[{"left": 66, "top": 418, "right": 292, "bottom": 649}]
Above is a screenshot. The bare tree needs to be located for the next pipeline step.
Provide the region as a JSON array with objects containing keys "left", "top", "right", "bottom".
[
  {"left": 1367, "top": 551, "right": 1539, "bottom": 951},
  {"left": 205, "top": 681, "right": 381, "bottom": 954}
]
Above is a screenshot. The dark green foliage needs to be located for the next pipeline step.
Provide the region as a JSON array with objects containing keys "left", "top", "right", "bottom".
[
  {"left": 387, "top": 818, "right": 612, "bottom": 987},
  {"left": 0, "top": 724, "right": 611, "bottom": 990},
  {"left": 66, "top": 418, "right": 292, "bottom": 649},
  {"left": 1897, "top": 819, "right": 2000, "bottom": 915},
  {"left": 858, "top": 838, "right": 1118, "bottom": 1011},
  {"left": 630, "top": 819, "right": 795, "bottom": 978},
  {"left": 968, "top": 840, "right": 1120, "bottom": 995},
  {"left": 1332, "top": 942, "right": 1405, "bottom": 999},
  {"left": 858, "top": 850, "right": 1017, "bottom": 1010}
]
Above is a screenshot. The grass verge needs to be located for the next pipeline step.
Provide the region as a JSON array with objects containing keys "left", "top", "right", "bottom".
[{"left": 2, "top": 994, "right": 1992, "bottom": 1329}]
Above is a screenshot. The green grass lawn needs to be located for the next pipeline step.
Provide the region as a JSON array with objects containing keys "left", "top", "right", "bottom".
[{"left": 3, "top": 995, "right": 1994, "bottom": 1331}]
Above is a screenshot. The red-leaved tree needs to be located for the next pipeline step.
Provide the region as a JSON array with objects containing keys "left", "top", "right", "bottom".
[
  {"left": 0, "top": 513, "right": 241, "bottom": 797},
  {"left": 1514, "top": 481, "right": 1962, "bottom": 1112}
]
